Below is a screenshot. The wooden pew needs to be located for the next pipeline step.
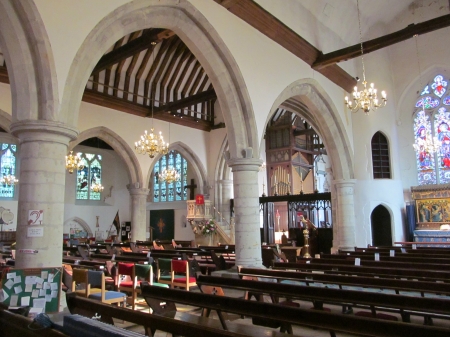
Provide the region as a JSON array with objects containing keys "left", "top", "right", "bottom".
[
  {"left": 318, "top": 253, "right": 450, "bottom": 264},
  {"left": 307, "top": 257, "right": 450, "bottom": 271},
  {"left": 140, "top": 283, "right": 450, "bottom": 337},
  {"left": 66, "top": 293, "right": 290, "bottom": 337},
  {"left": 238, "top": 267, "right": 450, "bottom": 297},
  {"left": 273, "top": 261, "right": 450, "bottom": 282},
  {"left": 0, "top": 306, "right": 68, "bottom": 336}
]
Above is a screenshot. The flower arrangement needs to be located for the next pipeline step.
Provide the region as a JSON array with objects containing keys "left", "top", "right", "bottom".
[{"left": 201, "top": 219, "right": 217, "bottom": 236}]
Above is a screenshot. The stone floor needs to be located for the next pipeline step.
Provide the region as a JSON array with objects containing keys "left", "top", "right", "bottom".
[{"left": 51, "top": 287, "right": 447, "bottom": 337}]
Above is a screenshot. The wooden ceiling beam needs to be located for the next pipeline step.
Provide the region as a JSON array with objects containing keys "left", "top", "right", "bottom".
[
  {"left": 214, "top": 0, "right": 356, "bottom": 92},
  {"left": 92, "top": 28, "right": 175, "bottom": 74},
  {"left": 313, "top": 13, "right": 450, "bottom": 70},
  {"left": 152, "top": 88, "right": 217, "bottom": 114},
  {"left": 82, "top": 89, "right": 213, "bottom": 131}
]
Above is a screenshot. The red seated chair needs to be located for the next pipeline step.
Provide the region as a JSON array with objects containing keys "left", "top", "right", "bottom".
[{"left": 171, "top": 259, "right": 197, "bottom": 291}]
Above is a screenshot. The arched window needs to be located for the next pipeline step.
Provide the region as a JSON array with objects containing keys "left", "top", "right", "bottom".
[
  {"left": 153, "top": 150, "right": 188, "bottom": 202},
  {"left": 76, "top": 152, "right": 102, "bottom": 200},
  {"left": 371, "top": 132, "right": 391, "bottom": 179},
  {"left": 0, "top": 143, "right": 17, "bottom": 198},
  {"left": 413, "top": 74, "right": 450, "bottom": 185}
]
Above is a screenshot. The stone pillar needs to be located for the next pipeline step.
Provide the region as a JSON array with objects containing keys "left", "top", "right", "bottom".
[
  {"left": 11, "top": 121, "right": 78, "bottom": 269},
  {"left": 333, "top": 179, "right": 357, "bottom": 251},
  {"left": 127, "top": 184, "right": 149, "bottom": 241},
  {"left": 227, "top": 158, "right": 262, "bottom": 267},
  {"left": 220, "top": 179, "right": 233, "bottom": 224}
]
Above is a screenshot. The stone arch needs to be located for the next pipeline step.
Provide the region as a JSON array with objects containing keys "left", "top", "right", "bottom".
[
  {"left": 60, "top": 0, "right": 258, "bottom": 159},
  {"left": 0, "top": 110, "right": 12, "bottom": 133},
  {"left": 266, "top": 78, "right": 354, "bottom": 181},
  {"left": 69, "top": 126, "right": 142, "bottom": 186},
  {"left": 214, "top": 137, "right": 234, "bottom": 222},
  {"left": 146, "top": 141, "right": 207, "bottom": 195},
  {"left": 64, "top": 216, "right": 93, "bottom": 237},
  {"left": 0, "top": 0, "right": 61, "bottom": 123}
]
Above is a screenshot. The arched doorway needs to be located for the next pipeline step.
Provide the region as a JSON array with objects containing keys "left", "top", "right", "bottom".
[{"left": 371, "top": 205, "right": 392, "bottom": 246}]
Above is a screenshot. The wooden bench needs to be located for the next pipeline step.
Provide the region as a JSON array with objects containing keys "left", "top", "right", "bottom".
[
  {"left": 66, "top": 293, "right": 282, "bottom": 337},
  {"left": 273, "top": 261, "right": 450, "bottom": 282},
  {"left": 0, "top": 306, "right": 68, "bottom": 336},
  {"left": 140, "top": 283, "right": 450, "bottom": 337}
]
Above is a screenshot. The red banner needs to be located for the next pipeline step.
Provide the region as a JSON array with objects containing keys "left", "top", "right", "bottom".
[{"left": 195, "top": 194, "right": 205, "bottom": 205}]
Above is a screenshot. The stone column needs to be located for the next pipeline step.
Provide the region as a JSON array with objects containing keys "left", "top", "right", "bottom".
[
  {"left": 227, "top": 158, "right": 262, "bottom": 267},
  {"left": 127, "top": 183, "right": 149, "bottom": 241},
  {"left": 11, "top": 120, "right": 78, "bottom": 269},
  {"left": 333, "top": 179, "right": 357, "bottom": 251},
  {"left": 220, "top": 179, "right": 233, "bottom": 224}
]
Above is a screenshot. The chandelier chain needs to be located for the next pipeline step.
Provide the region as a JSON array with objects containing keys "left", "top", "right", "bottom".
[{"left": 357, "top": 0, "right": 366, "bottom": 83}]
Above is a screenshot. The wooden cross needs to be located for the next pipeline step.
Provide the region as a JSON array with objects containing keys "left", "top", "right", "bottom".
[{"left": 184, "top": 178, "right": 197, "bottom": 200}]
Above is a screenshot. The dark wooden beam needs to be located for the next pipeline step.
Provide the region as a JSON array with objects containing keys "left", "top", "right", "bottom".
[
  {"left": 82, "top": 89, "right": 213, "bottom": 131},
  {"left": 313, "top": 13, "right": 450, "bottom": 70},
  {"left": 0, "top": 66, "right": 9, "bottom": 84},
  {"left": 92, "top": 29, "right": 175, "bottom": 74},
  {"left": 152, "top": 89, "right": 217, "bottom": 114},
  {"left": 214, "top": 0, "right": 356, "bottom": 92}
]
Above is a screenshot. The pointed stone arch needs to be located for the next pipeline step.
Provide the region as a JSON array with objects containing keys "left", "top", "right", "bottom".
[
  {"left": 146, "top": 141, "right": 207, "bottom": 195},
  {"left": 0, "top": 0, "right": 61, "bottom": 123},
  {"left": 64, "top": 216, "right": 93, "bottom": 237},
  {"left": 69, "top": 126, "right": 142, "bottom": 186},
  {"left": 60, "top": 0, "right": 258, "bottom": 160},
  {"left": 267, "top": 78, "right": 354, "bottom": 181}
]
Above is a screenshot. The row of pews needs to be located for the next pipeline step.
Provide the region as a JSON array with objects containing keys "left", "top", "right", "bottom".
[{"left": 57, "top": 245, "right": 450, "bottom": 336}]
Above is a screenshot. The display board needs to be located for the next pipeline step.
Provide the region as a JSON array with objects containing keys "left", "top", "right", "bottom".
[{"left": 1, "top": 267, "right": 61, "bottom": 313}]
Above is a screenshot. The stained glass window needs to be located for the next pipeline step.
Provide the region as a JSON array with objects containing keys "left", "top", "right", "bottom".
[
  {"left": 414, "top": 75, "right": 450, "bottom": 185},
  {"left": 153, "top": 150, "right": 188, "bottom": 202},
  {"left": 76, "top": 152, "right": 102, "bottom": 200},
  {"left": 0, "top": 143, "right": 17, "bottom": 198}
]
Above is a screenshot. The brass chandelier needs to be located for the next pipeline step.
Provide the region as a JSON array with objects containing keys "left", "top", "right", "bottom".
[
  {"left": 91, "top": 183, "right": 104, "bottom": 193},
  {"left": 345, "top": 0, "right": 387, "bottom": 115},
  {"left": 160, "top": 166, "right": 180, "bottom": 184},
  {"left": 135, "top": 42, "right": 169, "bottom": 158},
  {"left": 0, "top": 174, "right": 18, "bottom": 186},
  {"left": 65, "top": 151, "right": 84, "bottom": 174}
]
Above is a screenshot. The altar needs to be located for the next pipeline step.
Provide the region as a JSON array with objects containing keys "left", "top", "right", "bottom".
[
  {"left": 414, "top": 230, "right": 450, "bottom": 246},
  {"left": 411, "top": 184, "right": 450, "bottom": 245}
]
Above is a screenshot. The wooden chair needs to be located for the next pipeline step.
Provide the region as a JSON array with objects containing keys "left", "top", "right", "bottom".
[
  {"left": 62, "top": 264, "right": 73, "bottom": 292},
  {"left": 87, "top": 270, "right": 127, "bottom": 305},
  {"left": 171, "top": 259, "right": 197, "bottom": 290},
  {"left": 156, "top": 258, "right": 173, "bottom": 287},
  {"left": 104, "top": 261, "right": 118, "bottom": 290},
  {"left": 152, "top": 241, "right": 165, "bottom": 250},
  {"left": 71, "top": 268, "right": 101, "bottom": 297}
]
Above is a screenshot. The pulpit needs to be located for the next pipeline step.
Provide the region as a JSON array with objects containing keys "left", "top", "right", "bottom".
[{"left": 186, "top": 200, "right": 216, "bottom": 246}]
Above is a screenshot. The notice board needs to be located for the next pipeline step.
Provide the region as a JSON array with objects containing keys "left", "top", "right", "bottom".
[{"left": 1, "top": 267, "right": 61, "bottom": 313}]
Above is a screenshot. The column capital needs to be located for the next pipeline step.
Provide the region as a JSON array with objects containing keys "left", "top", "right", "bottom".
[
  {"left": 333, "top": 179, "right": 357, "bottom": 187},
  {"left": 10, "top": 120, "right": 79, "bottom": 145},
  {"left": 227, "top": 158, "right": 263, "bottom": 172},
  {"left": 127, "top": 184, "right": 149, "bottom": 196}
]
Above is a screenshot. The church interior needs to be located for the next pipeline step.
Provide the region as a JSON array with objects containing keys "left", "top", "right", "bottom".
[{"left": 2, "top": 0, "right": 450, "bottom": 336}]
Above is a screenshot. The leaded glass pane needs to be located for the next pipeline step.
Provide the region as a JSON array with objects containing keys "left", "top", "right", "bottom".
[
  {"left": 77, "top": 163, "right": 89, "bottom": 200},
  {"left": 436, "top": 108, "right": 450, "bottom": 184},
  {"left": 153, "top": 150, "right": 188, "bottom": 202},
  {"left": 75, "top": 153, "right": 102, "bottom": 200},
  {"left": 0, "top": 145, "right": 16, "bottom": 197},
  {"left": 414, "top": 110, "right": 436, "bottom": 184}
]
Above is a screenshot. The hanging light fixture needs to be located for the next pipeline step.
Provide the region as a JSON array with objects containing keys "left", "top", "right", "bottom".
[
  {"left": 91, "top": 183, "right": 104, "bottom": 193},
  {"left": 412, "top": 33, "right": 442, "bottom": 154},
  {"left": 344, "top": 0, "right": 387, "bottom": 115},
  {"left": 159, "top": 123, "right": 179, "bottom": 183},
  {"left": 134, "top": 41, "right": 169, "bottom": 158},
  {"left": 0, "top": 174, "right": 18, "bottom": 186},
  {"left": 65, "top": 151, "right": 84, "bottom": 174}
]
